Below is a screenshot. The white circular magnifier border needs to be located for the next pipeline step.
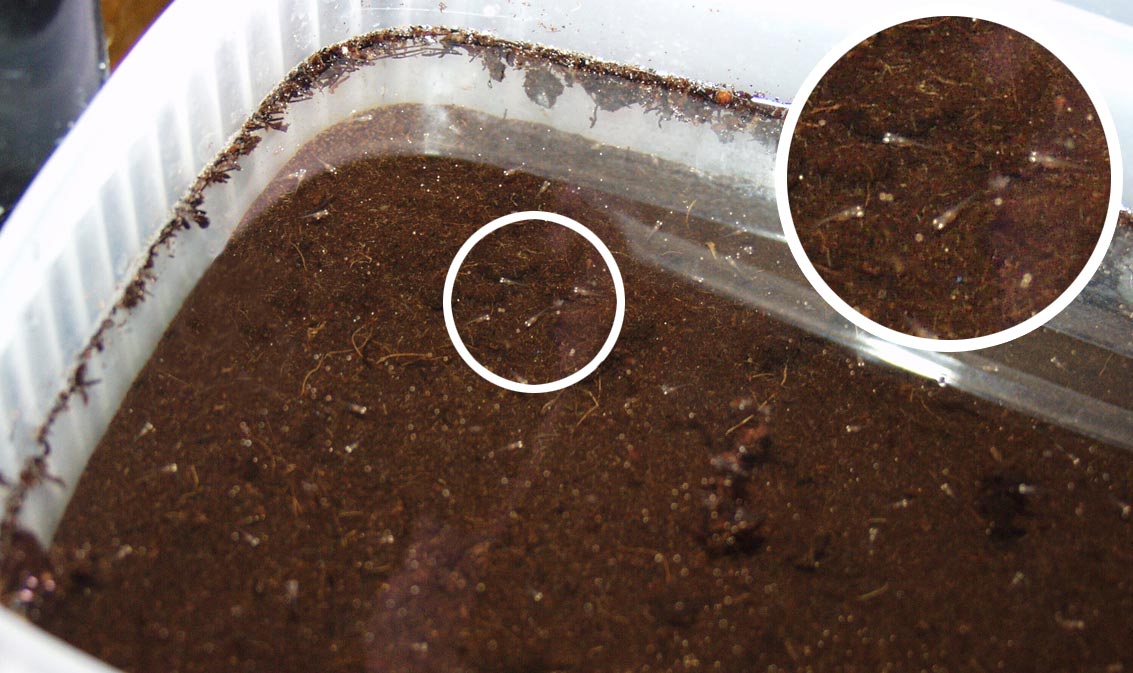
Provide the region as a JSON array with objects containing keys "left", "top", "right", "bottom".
[
  {"left": 774, "top": 5, "right": 1123, "bottom": 353},
  {"left": 443, "top": 211, "right": 626, "bottom": 394}
]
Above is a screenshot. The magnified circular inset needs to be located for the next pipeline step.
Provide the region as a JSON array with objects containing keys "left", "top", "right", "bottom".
[
  {"left": 443, "top": 211, "right": 625, "bottom": 394},
  {"left": 778, "top": 14, "right": 1120, "bottom": 351}
]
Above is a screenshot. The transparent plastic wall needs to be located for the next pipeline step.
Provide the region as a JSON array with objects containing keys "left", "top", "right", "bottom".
[{"left": 1, "top": 1, "right": 1131, "bottom": 671}]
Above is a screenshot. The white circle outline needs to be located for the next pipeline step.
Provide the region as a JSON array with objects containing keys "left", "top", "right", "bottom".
[
  {"left": 443, "top": 211, "right": 626, "bottom": 393},
  {"left": 775, "top": 4, "right": 1123, "bottom": 353}
]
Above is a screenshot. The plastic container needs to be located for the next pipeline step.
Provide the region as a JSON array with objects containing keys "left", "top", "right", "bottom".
[{"left": 1, "top": 1, "right": 1132, "bottom": 669}]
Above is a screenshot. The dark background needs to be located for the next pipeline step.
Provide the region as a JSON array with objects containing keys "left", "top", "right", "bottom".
[{"left": 0, "top": 0, "right": 172, "bottom": 228}]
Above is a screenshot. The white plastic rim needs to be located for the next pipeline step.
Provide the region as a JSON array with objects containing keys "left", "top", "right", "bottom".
[
  {"left": 775, "top": 2, "right": 1124, "bottom": 353},
  {"left": 442, "top": 211, "right": 626, "bottom": 393}
]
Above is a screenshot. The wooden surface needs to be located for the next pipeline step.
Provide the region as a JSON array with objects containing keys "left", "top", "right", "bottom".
[{"left": 101, "top": 0, "right": 174, "bottom": 68}]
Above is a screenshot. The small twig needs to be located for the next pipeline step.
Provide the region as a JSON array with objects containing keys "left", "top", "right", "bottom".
[
  {"left": 372, "top": 352, "right": 435, "bottom": 366},
  {"left": 299, "top": 349, "right": 353, "bottom": 397},
  {"left": 158, "top": 371, "right": 191, "bottom": 387},
  {"left": 1099, "top": 353, "right": 1113, "bottom": 378},
  {"left": 541, "top": 391, "right": 563, "bottom": 414},
  {"left": 299, "top": 353, "right": 329, "bottom": 397},
  {"left": 291, "top": 240, "right": 307, "bottom": 272},
  {"left": 856, "top": 583, "right": 889, "bottom": 601},
  {"left": 576, "top": 389, "right": 600, "bottom": 427},
  {"left": 725, "top": 414, "right": 756, "bottom": 436},
  {"left": 807, "top": 102, "right": 843, "bottom": 115},
  {"left": 350, "top": 324, "right": 374, "bottom": 359}
]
